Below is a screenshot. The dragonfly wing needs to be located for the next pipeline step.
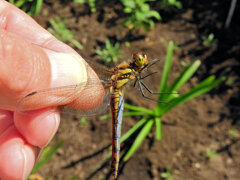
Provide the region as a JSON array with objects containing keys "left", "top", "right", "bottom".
[
  {"left": 17, "top": 78, "right": 108, "bottom": 116},
  {"left": 86, "top": 60, "right": 113, "bottom": 80},
  {"left": 116, "top": 96, "right": 124, "bottom": 132},
  {"left": 142, "top": 57, "right": 161, "bottom": 71},
  {"left": 62, "top": 91, "right": 110, "bottom": 116}
]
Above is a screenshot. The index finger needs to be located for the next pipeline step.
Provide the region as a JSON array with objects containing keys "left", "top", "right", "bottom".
[{"left": 0, "top": 0, "right": 105, "bottom": 111}]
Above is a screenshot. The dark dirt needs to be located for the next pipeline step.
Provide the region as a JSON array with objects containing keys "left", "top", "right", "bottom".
[{"left": 33, "top": 1, "right": 240, "bottom": 180}]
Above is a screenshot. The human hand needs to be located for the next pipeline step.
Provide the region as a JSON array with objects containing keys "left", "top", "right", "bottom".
[{"left": 0, "top": 1, "right": 104, "bottom": 179}]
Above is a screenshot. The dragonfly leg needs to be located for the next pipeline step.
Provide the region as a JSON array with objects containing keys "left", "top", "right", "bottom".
[
  {"left": 139, "top": 80, "right": 177, "bottom": 95},
  {"left": 137, "top": 80, "right": 169, "bottom": 104},
  {"left": 138, "top": 72, "right": 177, "bottom": 95},
  {"left": 134, "top": 72, "right": 157, "bottom": 88},
  {"left": 140, "top": 72, "right": 158, "bottom": 80}
]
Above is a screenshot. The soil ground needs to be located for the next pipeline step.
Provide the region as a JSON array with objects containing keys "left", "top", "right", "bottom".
[{"left": 32, "top": 1, "right": 240, "bottom": 179}]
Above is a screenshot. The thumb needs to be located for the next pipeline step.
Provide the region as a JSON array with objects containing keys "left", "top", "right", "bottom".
[{"left": 0, "top": 29, "right": 102, "bottom": 111}]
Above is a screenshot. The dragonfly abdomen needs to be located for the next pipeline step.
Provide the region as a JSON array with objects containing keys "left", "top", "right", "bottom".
[{"left": 110, "top": 89, "right": 124, "bottom": 179}]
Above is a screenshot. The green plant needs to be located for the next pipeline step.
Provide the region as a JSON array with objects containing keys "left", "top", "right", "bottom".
[
  {"left": 9, "top": 0, "right": 43, "bottom": 16},
  {"left": 47, "top": 16, "right": 83, "bottom": 50},
  {"left": 206, "top": 149, "right": 218, "bottom": 160},
  {"left": 28, "top": 139, "right": 64, "bottom": 179},
  {"left": 226, "top": 77, "right": 237, "bottom": 87},
  {"left": 95, "top": 39, "right": 124, "bottom": 64},
  {"left": 73, "top": 0, "right": 96, "bottom": 13},
  {"left": 159, "top": 0, "right": 182, "bottom": 9},
  {"left": 202, "top": 33, "right": 217, "bottom": 47},
  {"left": 161, "top": 167, "right": 174, "bottom": 180},
  {"left": 101, "top": 41, "right": 225, "bottom": 162},
  {"left": 79, "top": 117, "right": 89, "bottom": 126},
  {"left": 121, "top": 0, "right": 161, "bottom": 31},
  {"left": 229, "top": 128, "right": 239, "bottom": 137}
]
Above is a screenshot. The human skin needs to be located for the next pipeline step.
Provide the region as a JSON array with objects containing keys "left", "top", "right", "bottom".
[{"left": 0, "top": 1, "right": 104, "bottom": 179}]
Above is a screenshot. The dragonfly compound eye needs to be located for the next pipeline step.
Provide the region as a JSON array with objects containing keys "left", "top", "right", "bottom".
[{"left": 133, "top": 52, "right": 148, "bottom": 68}]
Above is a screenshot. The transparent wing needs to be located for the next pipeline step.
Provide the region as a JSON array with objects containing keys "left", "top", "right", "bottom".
[
  {"left": 62, "top": 90, "right": 110, "bottom": 116},
  {"left": 17, "top": 78, "right": 110, "bottom": 116},
  {"left": 86, "top": 60, "right": 113, "bottom": 80},
  {"left": 143, "top": 57, "right": 161, "bottom": 71}
]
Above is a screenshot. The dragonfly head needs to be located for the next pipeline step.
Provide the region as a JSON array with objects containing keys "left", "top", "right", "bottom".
[{"left": 132, "top": 52, "right": 148, "bottom": 68}]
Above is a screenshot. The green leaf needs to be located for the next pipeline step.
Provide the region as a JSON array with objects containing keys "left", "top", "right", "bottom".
[
  {"left": 123, "top": 111, "right": 152, "bottom": 117},
  {"left": 31, "top": 139, "right": 64, "bottom": 173},
  {"left": 136, "top": 11, "right": 145, "bottom": 21},
  {"left": 146, "top": 10, "right": 161, "bottom": 20},
  {"left": 160, "top": 76, "right": 226, "bottom": 115},
  {"left": 155, "top": 117, "right": 162, "bottom": 141},
  {"left": 95, "top": 39, "right": 123, "bottom": 64},
  {"left": 121, "top": 0, "right": 136, "bottom": 8},
  {"left": 124, "top": 103, "right": 153, "bottom": 114},
  {"left": 71, "top": 39, "right": 83, "bottom": 50},
  {"left": 34, "top": 0, "right": 43, "bottom": 15},
  {"left": 123, "top": 118, "right": 154, "bottom": 161},
  {"left": 140, "top": 3, "right": 150, "bottom": 12},
  {"left": 159, "top": 41, "right": 174, "bottom": 93},
  {"left": 170, "top": 60, "right": 201, "bottom": 92},
  {"left": 124, "top": 7, "right": 133, "bottom": 13},
  {"left": 74, "top": 0, "right": 86, "bottom": 3}
]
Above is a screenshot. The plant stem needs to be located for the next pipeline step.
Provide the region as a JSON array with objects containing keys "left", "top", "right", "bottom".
[{"left": 225, "top": 0, "right": 237, "bottom": 28}]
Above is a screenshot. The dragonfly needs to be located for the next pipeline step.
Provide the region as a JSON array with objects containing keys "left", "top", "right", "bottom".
[{"left": 18, "top": 52, "right": 170, "bottom": 179}]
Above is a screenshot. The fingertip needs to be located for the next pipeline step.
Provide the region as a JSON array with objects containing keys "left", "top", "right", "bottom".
[
  {"left": 0, "top": 126, "right": 37, "bottom": 180},
  {"left": 22, "top": 145, "right": 38, "bottom": 180},
  {"left": 14, "top": 108, "right": 60, "bottom": 147}
]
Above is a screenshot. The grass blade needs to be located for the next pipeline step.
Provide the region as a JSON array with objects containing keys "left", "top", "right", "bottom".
[
  {"left": 170, "top": 60, "right": 201, "bottom": 92},
  {"left": 159, "top": 60, "right": 201, "bottom": 104},
  {"left": 35, "top": 0, "right": 43, "bottom": 15},
  {"left": 123, "top": 118, "right": 154, "bottom": 161},
  {"left": 124, "top": 103, "right": 153, "bottom": 114},
  {"left": 160, "top": 76, "right": 225, "bottom": 115},
  {"left": 31, "top": 139, "right": 64, "bottom": 173},
  {"left": 159, "top": 41, "right": 174, "bottom": 93},
  {"left": 99, "top": 113, "right": 111, "bottom": 120},
  {"left": 155, "top": 117, "right": 162, "bottom": 141},
  {"left": 100, "top": 111, "right": 151, "bottom": 120},
  {"left": 122, "top": 111, "right": 153, "bottom": 117}
]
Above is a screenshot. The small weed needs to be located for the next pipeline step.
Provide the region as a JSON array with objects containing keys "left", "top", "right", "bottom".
[
  {"left": 206, "top": 149, "right": 219, "bottom": 160},
  {"left": 73, "top": 0, "right": 96, "bottom": 13},
  {"left": 229, "top": 128, "right": 239, "bottom": 137},
  {"left": 121, "top": 0, "right": 161, "bottom": 31},
  {"left": 79, "top": 117, "right": 89, "bottom": 126},
  {"left": 226, "top": 77, "right": 237, "bottom": 87},
  {"left": 161, "top": 167, "right": 174, "bottom": 180},
  {"left": 96, "top": 39, "right": 124, "bottom": 64},
  {"left": 48, "top": 16, "right": 83, "bottom": 50},
  {"left": 159, "top": 0, "right": 182, "bottom": 9},
  {"left": 125, "top": 41, "right": 131, "bottom": 47},
  {"left": 9, "top": 0, "right": 43, "bottom": 16},
  {"left": 202, "top": 33, "right": 217, "bottom": 47}
]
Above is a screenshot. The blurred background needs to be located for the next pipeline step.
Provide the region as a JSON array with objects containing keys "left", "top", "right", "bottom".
[{"left": 10, "top": 0, "right": 240, "bottom": 179}]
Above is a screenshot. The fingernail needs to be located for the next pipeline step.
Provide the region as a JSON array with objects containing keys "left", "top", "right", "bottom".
[{"left": 43, "top": 49, "right": 88, "bottom": 87}]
